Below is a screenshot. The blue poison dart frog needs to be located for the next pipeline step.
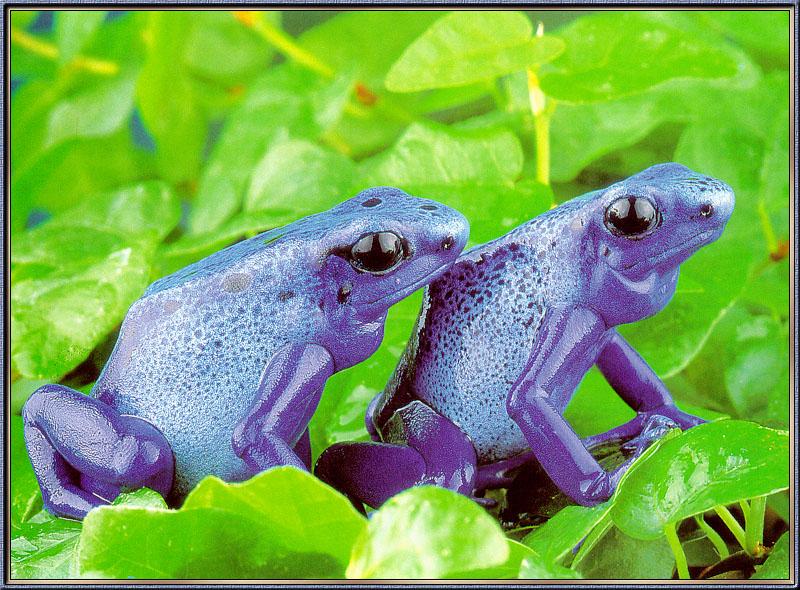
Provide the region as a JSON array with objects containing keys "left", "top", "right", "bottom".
[
  {"left": 316, "top": 163, "right": 734, "bottom": 508},
  {"left": 23, "top": 187, "right": 469, "bottom": 519}
]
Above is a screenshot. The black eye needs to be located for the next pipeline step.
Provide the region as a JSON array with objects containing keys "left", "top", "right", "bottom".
[
  {"left": 349, "top": 232, "right": 404, "bottom": 274},
  {"left": 604, "top": 197, "right": 660, "bottom": 238}
]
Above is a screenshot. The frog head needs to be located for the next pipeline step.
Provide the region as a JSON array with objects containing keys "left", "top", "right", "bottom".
[
  {"left": 315, "top": 187, "right": 469, "bottom": 325},
  {"left": 585, "top": 162, "right": 735, "bottom": 324}
]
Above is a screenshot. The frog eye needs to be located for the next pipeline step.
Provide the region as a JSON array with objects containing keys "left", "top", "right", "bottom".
[
  {"left": 604, "top": 196, "right": 660, "bottom": 238},
  {"left": 349, "top": 232, "right": 404, "bottom": 274}
]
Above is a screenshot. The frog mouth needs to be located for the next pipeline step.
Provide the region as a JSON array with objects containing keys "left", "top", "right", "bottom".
[
  {"left": 365, "top": 258, "right": 453, "bottom": 308},
  {"left": 623, "top": 228, "right": 718, "bottom": 272}
]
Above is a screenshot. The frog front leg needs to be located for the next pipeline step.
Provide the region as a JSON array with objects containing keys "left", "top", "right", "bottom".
[
  {"left": 582, "top": 330, "right": 705, "bottom": 450},
  {"left": 23, "top": 384, "right": 174, "bottom": 519},
  {"left": 232, "top": 343, "right": 334, "bottom": 473},
  {"left": 506, "top": 306, "right": 648, "bottom": 506}
]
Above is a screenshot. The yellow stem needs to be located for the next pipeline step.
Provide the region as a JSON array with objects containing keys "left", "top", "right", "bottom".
[
  {"left": 527, "top": 68, "right": 552, "bottom": 188},
  {"left": 714, "top": 505, "right": 747, "bottom": 550},
  {"left": 664, "top": 522, "right": 690, "bottom": 579},
  {"left": 11, "top": 26, "right": 118, "bottom": 76},
  {"left": 11, "top": 26, "right": 57, "bottom": 59},
  {"left": 235, "top": 12, "right": 334, "bottom": 79},
  {"left": 71, "top": 54, "right": 119, "bottom": 76},
  {"left": 694, "top": 514, "right": 730, "bottom": 559},
  {"left": 745, "top": 496, "right": 766, "bottom": 556}
]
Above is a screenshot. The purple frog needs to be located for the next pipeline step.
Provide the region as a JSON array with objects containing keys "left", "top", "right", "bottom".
[
  {"left": 23, "top": 187, "right": 469, "bottom": 519},
  {"left": 316, "top": 163, "right": 735, "bottom": 508}
]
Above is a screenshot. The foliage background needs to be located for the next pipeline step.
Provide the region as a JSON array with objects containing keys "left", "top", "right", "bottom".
[{"left": 8, "top": 9, "right": 791, "bottom": 580}]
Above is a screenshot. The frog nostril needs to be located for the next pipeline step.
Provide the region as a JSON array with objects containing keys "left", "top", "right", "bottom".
[
  {"left": 420, "top": 204, "right": 438, "bottom": 211},
  {"left": 441, "top": 236, "right": 455, "bottom": 250},
  {"left": 699, "top": 203, "right": 714, "bottom": 218}
]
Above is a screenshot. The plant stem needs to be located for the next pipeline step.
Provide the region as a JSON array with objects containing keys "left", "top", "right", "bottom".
[
  {"left": 714, "top": 505, "right": 747, "bottom": 550},
  {"left": 739, "top": 499, "right": 751, "bottom": 525},
  {"left": 745, "top": 496, "right": 766, "bottom": 556},
  {"left": 235, "top": 11, "right": 335, "bottom": 79},
  {"left": 11, "top": 26, "right": 119, "bottom": 75},
  {"left": 664, "top": 522, "right": 690, "bottom": 579},
  {"left": 526, "top": 68, "right": 552, "bottom": 187},
  {"left": 695, "top": 514, "right": 730, "bottom": 559}
]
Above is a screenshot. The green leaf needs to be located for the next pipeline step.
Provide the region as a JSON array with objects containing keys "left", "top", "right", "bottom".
[
  {"left": 299, "top": 11, "right": 441, "bottom": 88},
  {"left": 523, "top": 501, "right": 612, "bottom": 564},
  {"left": 752, "top": 532, "right": 789, "bottom": 580},
  {"left": 724, "top": 324, "right": 789, "bottom": 428},
  {"left": 76, "top": 468, "right": 366, "bottom": 578},
  {"left": 112, "top": 488, "right": 168, "bottom": 510},
  {"left": 136, "top": 12, "right": 207, "bottom": 184},
  {"left": 386, "top": 12, "right": 563, "bottom": 92},
  {"left": 740, "top": 259, "right": 790, "bottom": 320},
  {"left": 11, "top": 130, "right": 155, "bottom": 233},
  {"left": 68, "top": 181, "right": 180, "bottom": 243},
  {"left": 612, "top": 421, "right": 789, "bottom": 540},
  {"left": 183, "top": 11, "right": 279, "bottom": 86},
  {"left": 574, "top": 525, "right": 675, "bottom": 579},
  {"left": 11, "top": 511, "right": 82, "bottom": 580},
  {"left": 541, "top": 12, "right": 741, "bottom": 103},
  {"left": 245, "top": 139, "right": 356, "bottom": 215},
  {"left": 466, "top": 539, "right": 579, "bottom": 579},
  {"left": 565, "top": 369, "right": 636, "bottom": 438},
  {"left": 14, "top": 181, "right": 180, "bottom": 269},
  {"left": 347, "top": 486, "right": 509, "bottom": 579},
  {"left": 518, "top": 548, "right": 583, "bottom": 579},
  {"left": 187, "top": 66, "right": 337, "bottom": 235},
  {"left": 758, "top": 105, "right": 791, "bottom": 241},
  {"left": 12, "top": 247, "right": 151, "bottom": 380},
  {"left": 11, "top": 183, "right": 178, "bottom": 379},
  {"left": 11, "top": 10, "right": 38, "bottom": 29},
  {"left": 55, "top": 11, "right": 106, "bottom": 63},
  {"left": 360, "top": 123, "right": 523, "bottom": 187},
  {"left": 696, "top": 10, "right": 790, "bottom": 64},
  {"left": 665, "top": 303, "right": 787, "bottom": 429},
  {"left": 45, "top": 72, "right": 137, "bottom": 149}
]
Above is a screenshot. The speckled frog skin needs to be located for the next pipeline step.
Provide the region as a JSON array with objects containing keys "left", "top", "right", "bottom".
[
  {"left": 316, "top": 163, "right": 735, "bottom": 508},
  {"left": 23, "top": 187, "right": 469, "bottom": 519}
]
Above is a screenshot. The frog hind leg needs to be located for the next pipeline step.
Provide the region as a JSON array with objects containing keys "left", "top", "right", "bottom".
[
  {"left": 294, "top": 429, "right": 312, "bottom": 469},
  {"left": 22, "top": 384, "right": 175, "bottom": 520},
  {"left": 315, "top": 400, "right": 478, "bottom": 509}
]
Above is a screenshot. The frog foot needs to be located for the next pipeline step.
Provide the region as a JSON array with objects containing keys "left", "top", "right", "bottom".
[
  {"left": 316, "top": 401, "right": 478, "bottom": 509},
  {"left": 620, "top": 413, "right": 680, "bottom": 455}
]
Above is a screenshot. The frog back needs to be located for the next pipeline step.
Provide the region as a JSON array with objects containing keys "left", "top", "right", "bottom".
[{"left": 379, "top": 202, "right": 589, "bottom": 463}]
